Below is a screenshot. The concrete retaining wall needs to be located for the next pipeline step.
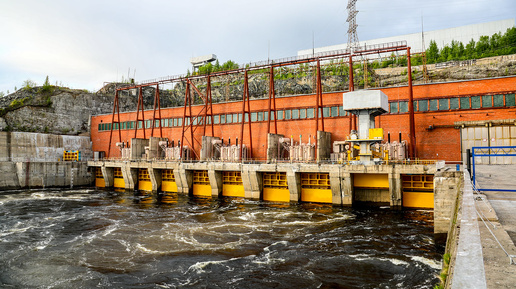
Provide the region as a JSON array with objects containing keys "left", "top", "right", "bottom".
[
  {"left": 0, "top": 161, "right": 93, "bottom": 190},
  {"left": 0, "top": 131, "right": 94, "bottom": 190},
  {"left": 0, "top": 131, "right": 93, "bottom": 162}
]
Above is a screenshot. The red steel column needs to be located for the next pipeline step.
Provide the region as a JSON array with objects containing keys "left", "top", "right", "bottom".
[
  {"left": 348, "top": 55, "right": 355, "bottom": 132},
  {"left": 407, "top": 47, "right": 417, "bottom": 159},
  {"left": 267, "top": 66, "right": 277, "bottom": 134},
  {"left": 107, "top": 89, "right": 122, "bottom": 158},
  {"left": 240, "top": 70, "right": 253, "bottom": 161}
]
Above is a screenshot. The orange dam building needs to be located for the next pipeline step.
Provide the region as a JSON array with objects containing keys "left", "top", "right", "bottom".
[{"left": 91, "top": 76, "right": 516, "bottom": 163}]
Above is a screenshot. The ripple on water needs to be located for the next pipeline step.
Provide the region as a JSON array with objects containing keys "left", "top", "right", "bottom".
[{"left": 0, "top": 189, "right": 441, "bottom": 289}]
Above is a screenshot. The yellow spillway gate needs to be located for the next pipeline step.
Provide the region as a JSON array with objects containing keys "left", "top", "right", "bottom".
[
  {"left": 222, "top": 171, "right": 245, "bottom": 197},
  {"left": 138, "top": 169, "right": 153, "bottom": 191},
  {"left": 193, "top": 170, "right": 212, "bottom": 197},
  {"left": 95, "top": 167, "right": 105, "bottom": 187},
  {"left": 262, "top": 172, "right": 290, "bottom": 203},
  {"left": 161, "top": 169, "right": 177, "bottom": 193},
  {"left": 353, "top": 174, "right": 390, "bottom": 204},
  {"left": 113, "top": 167, "right": 125, "bottom": 189},
  {"left": 300, "top": 173, "right": 332, "bottom": 203},
  {"left": 402, "top": 174, "right": 434, "bottom": 209}
]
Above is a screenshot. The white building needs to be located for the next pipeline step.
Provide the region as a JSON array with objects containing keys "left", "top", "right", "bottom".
[{"left": 298, "top": 19, "right": 515, "bottom": 56}]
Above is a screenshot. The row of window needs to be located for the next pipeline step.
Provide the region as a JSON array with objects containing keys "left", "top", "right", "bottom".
[
  {"left": 98, "top": 93, "right": 516, "bottom": 131},
  {"left": 389, "top": 93, "right": 516, "bottom": 113},
  {"left": 98, "top": 106, "right": 348, "bottom": 131}
]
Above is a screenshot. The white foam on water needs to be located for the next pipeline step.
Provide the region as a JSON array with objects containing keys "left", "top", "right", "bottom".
[
  {"left": 349, "top": 254, "right": 410, "bottom": 266},
  {"left": 410, "top": 255, "right": 441, "bottom": 270}
]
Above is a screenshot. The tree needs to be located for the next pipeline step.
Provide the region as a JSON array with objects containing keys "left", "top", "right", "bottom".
[
  {"left": 23, "top": 79, "right": 37, "bottom": 90},
  {"left": 476, "top": 35, "right": 490, "bottom": 56},
  {"left": 426, "top": 40, "right": 439, "bottom": 64},
  {"left": 0, "top": 91, "right": 4, "bottom": 97},
  {"left": 465, "top": 39, "right": 476, "bottom": 59}
]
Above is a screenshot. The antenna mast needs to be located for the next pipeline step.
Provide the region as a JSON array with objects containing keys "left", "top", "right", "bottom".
[{"left": 347, "top": 0, "right": 359, "bottom": 52}]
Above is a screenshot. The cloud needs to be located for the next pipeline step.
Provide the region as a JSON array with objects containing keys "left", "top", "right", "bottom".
[{"left": 0, "top": 0, "right": 514, "bottom": 93}]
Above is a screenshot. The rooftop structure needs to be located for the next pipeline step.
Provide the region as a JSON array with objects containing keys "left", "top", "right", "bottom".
[
  {"left": 298, "top": 18, "right": 515, "bottom": 56},
  {"left": 190, "top": 54, "right": 217, "bottom": 71}
]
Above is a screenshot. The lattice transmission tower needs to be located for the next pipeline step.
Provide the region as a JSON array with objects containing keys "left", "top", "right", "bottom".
[{"left": 347, "top": 0, "right": 359, "bottom": 52}]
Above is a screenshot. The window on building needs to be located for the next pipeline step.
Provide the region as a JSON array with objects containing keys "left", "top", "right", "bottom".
[
  {"left": 251, "top": 112, "right": 257, "bottom": 122},
  {"left": 331, "top": 106, "right": 339, "bottom": 117},
  {"left": 450, "top": 98, "right": 459, "bottom": 110},
  {"left": 493, "top": 94, "right": 504, "bottom": 107},
  {"left": 307, "top": 108, "right": 314, "bottom": 118},
  {"left": 285, "top": 109, "right": 291, "bottom": 120},
  {"left": 460, "top": 97, "right": 470, "bottom": 109},
  {"left": 429, "top": 99, "right": 438, "bottom": 111},
  {"left": 138, "top": 121, "right": 143, "bottom": 129},
  {"left": 482, "top": 95, "right": 492, "bottom": 108},
  {"left": 178, "top": 118, "right": 182, "bottom": 126},
  {"left": 419, "top": 100, "right": 428, "bottom": 111},
  {"left": 233, "top": 113, "right": 238, "bottom": 123},
  {"left": 226, "top": 114, "right": 232, "bottom": 123},
  {"left": 390, "top": 102, "right": 398, "bottom": 113},
  {"left": 257, "top": 112, "right": 263, "bottom": 121},
  {"left": 98, "top": 124, "right": 102, "bottom": 131},
  {"left": 339, "top": 106, "right": 347, "bottom": 116},
  {"left": 439, "top": 99, "right": 449, "bottom": 110},
  {"left": 292, "top": 109, "right": 299, "bottom": 119},
  {"left": 214, "top": 115, "right": 220, "bottom": 124},
  {"left": 506, "top": 94, "right": 516, "bottom": 107},
  {"left": 277, "top": 110, "right": 284, "bottom": 120},
  {"left": 300, "top": 109, "right": 306, "bottom": 119},
  {"left": 220, "top": 114, "right": 226, "bottom": 124},
  {"left": 155, "top": 120, "right": 160, "bottom": 127},
  {"left": 471, "top": 96, "right": 481, "bottom": 109},
  {"left": 323, "top": 107, "right": 330, "bottom": 117},
  {"left": 238, "top": 113, "right": 243, "bottom": 122},
  {"left": 399, "top": 101, "right": 408, "bottom": 113}
]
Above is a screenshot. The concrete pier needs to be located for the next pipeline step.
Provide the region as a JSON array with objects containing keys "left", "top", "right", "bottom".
[{"left": 88, "top": 160, "right": 461, "bottom": 234}]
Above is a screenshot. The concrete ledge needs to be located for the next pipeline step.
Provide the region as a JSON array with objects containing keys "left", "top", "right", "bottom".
[{"left": 450, "top": 170, "right": 487, "bottom": 289}]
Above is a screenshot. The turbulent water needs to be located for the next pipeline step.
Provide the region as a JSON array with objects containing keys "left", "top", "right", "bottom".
[{"left": 0, "top": 189, "right": 441, "bottom": 288}]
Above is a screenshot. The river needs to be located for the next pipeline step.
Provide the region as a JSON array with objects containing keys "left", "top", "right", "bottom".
[{"left": 0, "top": 188, "right": 441, "bottom": 288}]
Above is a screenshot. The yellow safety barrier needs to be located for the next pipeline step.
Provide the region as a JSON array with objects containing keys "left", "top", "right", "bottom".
[
  {"left": 262, "top": 172, "right": 290, "bottom": 202},
  {"left": 402, "top": 174, "right": 434, "bottom": 209},
  {"left": 63, "top": 150, "right": 81, "bottom": 161},
  {"left": 95, "top": 167, "right": 105, "bottom": 187},
  {"left": 222, "top": 171, "right": 245, "bottom": 197},
  {"left": 353, "top": 173, "right": 389, "bottom": 188},
  {"left": 161, "top": 169, "right": 178, "bottom": 193},
  {"left": 138, "top": 169, "right": 153, "bottom": 191},
  {"left": 193, "top": 170, "right": 212, "bottom": 197},
  {"left": 300, "top": 173, "right": 332, "bottom": 203},
  {"left": 113, "top": 167, "right": 125, "bottom": 188}
]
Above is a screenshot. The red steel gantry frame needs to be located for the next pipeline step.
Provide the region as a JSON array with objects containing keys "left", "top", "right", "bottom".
[{"left": 108, "top": 41, "right": 417, "bottom": 160}]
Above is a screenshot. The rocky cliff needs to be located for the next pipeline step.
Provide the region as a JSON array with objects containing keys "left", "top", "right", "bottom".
[{"left": 1, "top": 54, "right": 515, "bottom": 136}]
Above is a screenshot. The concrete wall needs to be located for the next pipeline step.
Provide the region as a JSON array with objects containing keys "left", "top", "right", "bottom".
[
  {"left": 0, "top": 131, "right": 92, "bottom": 162},
  {"left": 0, "top": 161, "right": 92, "bottom": 190},
  {"left": 434, "top": 170, "right": 463, "bottom": 234}
]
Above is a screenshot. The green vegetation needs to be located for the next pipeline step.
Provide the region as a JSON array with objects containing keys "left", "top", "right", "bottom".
[
  {"left": 434, "top": 252, "right": 451, "bottom": 289},
  {"left": 194, "top": 60, "right": 240, "bottom": 75},
  {"left": 38, "top": 75, "right": 55, "bottom": 94},
  {"left": 427, "top": 27, "right": 516, "bottom": 63},
  {"left": 23, "top": 79, "right": 37, "bottom": 90}
]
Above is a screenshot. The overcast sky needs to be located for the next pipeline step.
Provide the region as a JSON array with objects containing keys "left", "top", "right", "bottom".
[{"left": 0, "top": 0, "right": 514, "bottom": 94}]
